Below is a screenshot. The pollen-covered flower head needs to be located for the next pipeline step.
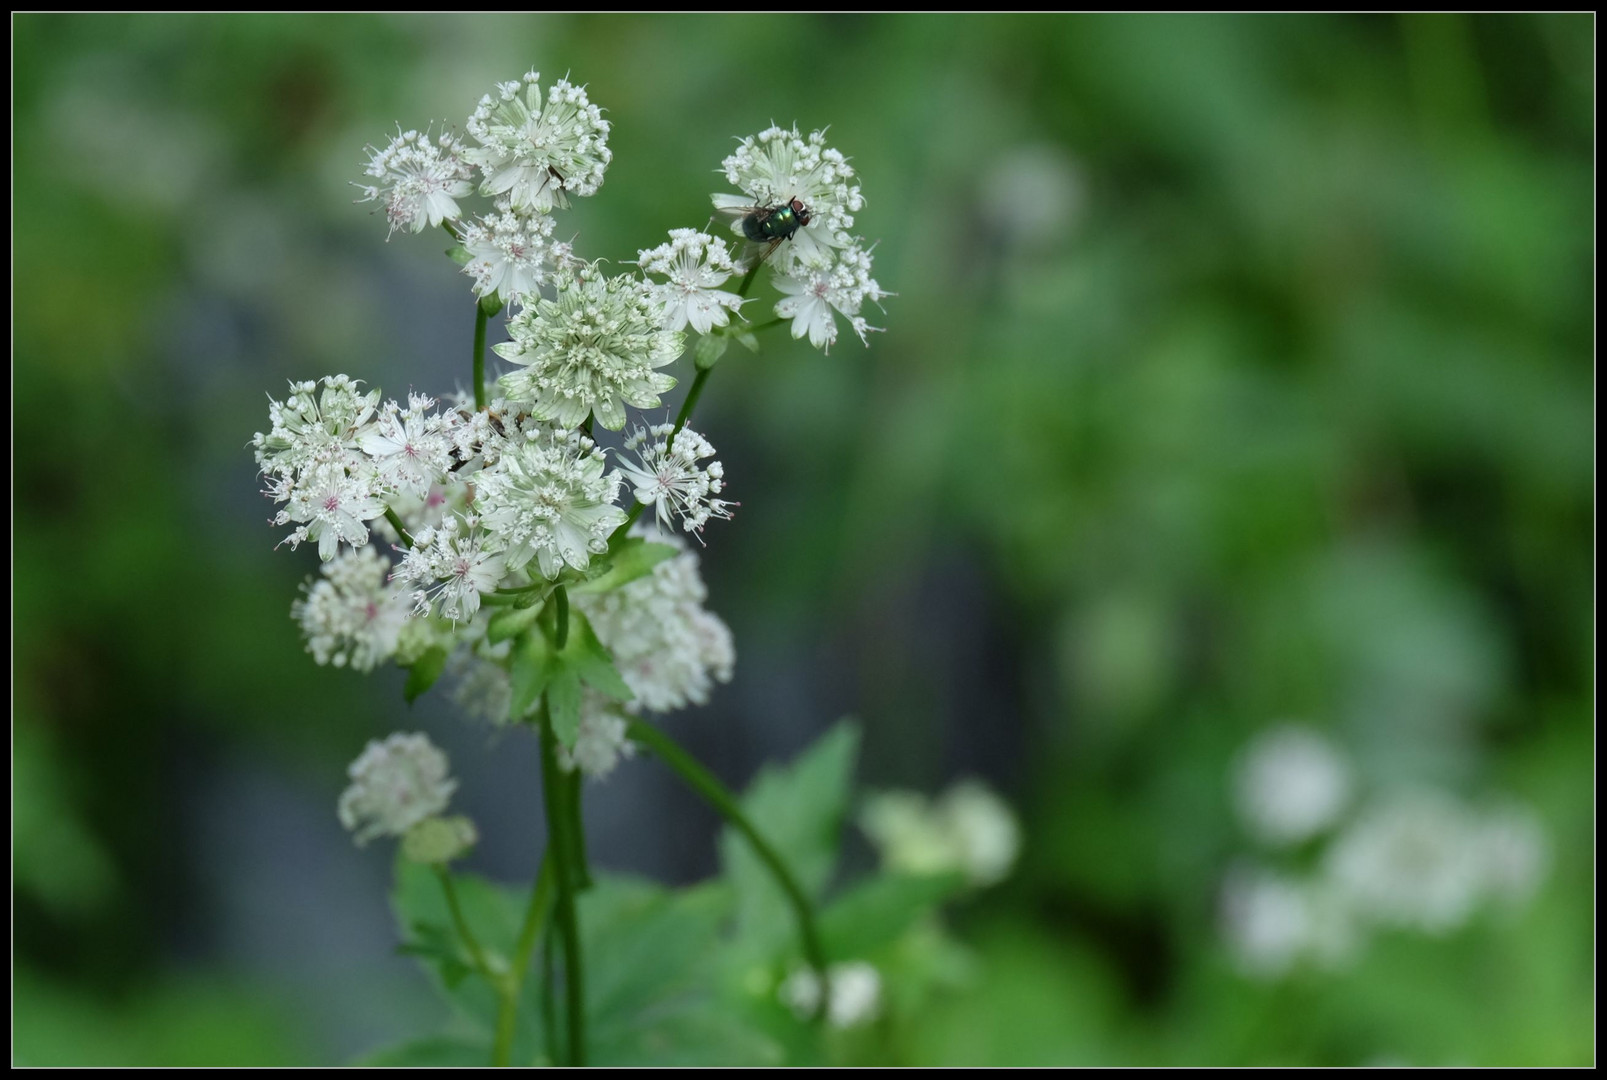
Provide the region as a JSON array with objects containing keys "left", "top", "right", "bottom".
[
  {"left": 616, "top": 424, "right": 733, "bottom": 539},
  {"left": 338, "top": 732, "right": 458, "bottom": 846},
  {"left": 292, "top": 545, "right": 411, "bottom": 672},
  {"left": 465, "top": 71, "right": 612, "bottom": 213},
  {"left": 355, "top": 126, "right": 474, "bottom": 237},
  {"left": 394, "top": 515, "right": 507, "bottom": 623},
  {"left": 636, "top": 229, "right": 747, "bottom": 334},
  {"left": 460, "top": 204, "right": 572, "bottom": 305},
  {"left": 472, "top": 425, "right": 627, "bottom": 579},
  {"left": 493, "top": 266, "right": 683, "bottom": 430},
  {"left": 713, "top": 124, "right": 863, "bottom": 272},
  {"left": 573, "top": 531, "right": 734, "bottom": 714}
]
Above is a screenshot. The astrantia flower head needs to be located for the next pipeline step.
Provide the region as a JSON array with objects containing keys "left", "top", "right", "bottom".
[
  {"left": 338, "top": 732, "right": 458, "bottom": 846},
  {"left": 292, "top": 545, "right": 410, "bottom": 671},
  {"left": 460, "top": 204, "right": 571, "bottom": 305},
  {"left": 472, "top": 426, "right": 627, "bottom": 579},
  {"left": 1234, "top": 725, "right": 1352, "bottom": 848},
  {"left": 617, "top": 424, "right": 734, "bottom": 539},
  {"left": 636, "top": 229, "right": 747, "bottom": 334},
  {"left": 358, "top": 393, "right": 456, "bottom": 501},
  {"left": 355, "top": 126, "right": 474, "bottom": 237},
  {"left": 465, "top": 71, "right": 612, "bottom": 213},
  {"left": 269, "top": 460, "right": 389, "bottom": 561},
  {"left": 714, "top": 124, "right": 863, "bottom": 272},
  {"left": 494, "top": 267, "right": 684, "bottom": 430},
  {"left": 254, "top": 375, "right": 382, "bottom": 480},
  {"left": 394, "top": 515, "right": 508, "bottom": 622},
  {"left": 559, "top": 694, "right": 635, "bottom": 779},
  {"left": 1324, "top": 789, "right": 1485, "bottom": 935},
  {"left": 574, "top": 532, "right": 734, "bottom": 713},
  {"left": 773, "top": 243, "right": 888, "bottom": 353}
]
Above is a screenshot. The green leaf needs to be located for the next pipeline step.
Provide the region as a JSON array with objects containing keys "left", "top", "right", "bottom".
[
  {"left": 507, "top": 633, "right": 553, "bottom": 722},
  {"left": 546, "top": 663, "right": 583, "bottom": 747},
  {"left": 693, "top": 332, "right": 730, "bottom": 371},
  {"left": 356, "top": 1034, "right": 491, "bottom": 1067},
  {"left": 567, "top": 612, "right": 632, "bottom": 701},
  {"left": 574, "top": 539, "right": 678, "bottom": 594},
  {"left": 478, "top": 293, "right": 504, "bottom": 318},
  {"left": 719, "top": 721, "right": 861, "bottom": 956},
  {"left": 403, "top": 646, "right": 450, "bottom": 705},
  {"left": 819, "top": 872, "right": 965, "bottom": 959},
  {"left": 486, "top": 603, "right": 542, "bottom": 645}
]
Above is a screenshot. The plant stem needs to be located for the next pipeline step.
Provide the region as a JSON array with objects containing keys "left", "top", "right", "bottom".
[
  {"left": 538, "top": 695, "right": 587, "bottom": 1065},
  {"left": 672, "top": 367, "right": 711, "bottom": 437},
  {"left": 384, "top": 507, "right": 415, "bottom": 549},
  {"left": 564, "top": 768, "right": 592, "bottom": 891},
  {"left": 626, "top": 717, "right": 830, "bottom": 1020},
  {"left": 472, "top": 302, "right": 489, "bottom": 410},
  {"left": 493, "top": 851, "right": 556, "bottom": 1068},
  {"left": 435, "top": 867, "right": 491, "bottom": 976},
  {"left": 748, "top": 316, "right": 787, "bottom": 333},
  {"left": 539, "top": 921, "right": 560, "bottom": 1063},
  {"left": 553, "top": 586, "right": 569, "bottom": 651}
]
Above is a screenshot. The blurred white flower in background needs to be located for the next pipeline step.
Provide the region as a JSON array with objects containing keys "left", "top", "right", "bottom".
[
  {"left": 778, "top": 961, "right": 882, "bottom": 1029},
  {"left": 1234, "top": 724, "right": 1353, "bottom": 847},
  {"left": 860, "top": 779, "right": 1021, "bottom": 888},
  {"left": 337, "top": 732, "right": 458, "bottom": 846}
]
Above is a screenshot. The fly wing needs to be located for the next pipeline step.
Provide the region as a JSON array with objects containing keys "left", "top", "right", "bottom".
[{"left": 711, "top": 193, "right": 761, "bottom": 238}]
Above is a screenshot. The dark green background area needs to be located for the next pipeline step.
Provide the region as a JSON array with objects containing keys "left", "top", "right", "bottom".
[{"left": 12, "top": 13, "right": 1593, "bottom": 1066}]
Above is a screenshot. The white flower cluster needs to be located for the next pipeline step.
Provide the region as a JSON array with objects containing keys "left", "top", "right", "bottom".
[
  {"left": 616, "top": 424, "right": 733, "bottom": 538},
  {"left": 559, "top": 692, "right": 635, "bottom": 780},
  {"left": 778, "top": 961, "right": 883, "bottom": 1029},
  {"left": 464, "top": 72, "right": 611, "bottom": 212},
  {"left": 460, "top": 203, "right": 572, "bottom": 305},
  {"left": 860, "top": 779, "right": 1021, "bottom": 888},
  {"left": 292, "top": 545, "right": 410, "bottom": 671},
  {"left": 356, "top": 126, "right": 474, "bottom": 237},
  {"left": 1219, "top": 726, "right": 1551, "bottom": 980},
  {"left": 338, "top": 732, "right": 459, "bottom": 846},
  {"left": 574, "top": 532, "right": 735, "bottom": 715},
  {"left": 712, "top": 124, "right": 889, "bottom": 352},
  {"left": 636, "top": 228, "right": 747, "bottom": 334},
  {"left": 472, "top": 427, "right": 626, "bottom": 578}
]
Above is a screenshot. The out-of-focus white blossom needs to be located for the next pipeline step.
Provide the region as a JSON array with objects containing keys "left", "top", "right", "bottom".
[
  {"left": 1474, "top": 801, "right": 1550, "bottom": 909},
  {"left": 558, "top": 693, "right": 635, "bottom": 779},
  {"left": 338, "top": 732, "right": 458, "bottom": 846},
  {"left": 616, "top": 424, "right": 733, "bottom": 538},
  {"left": 1234, "top": 724, "right": 1353, "bottom": 848},
  {"left": 355, "top": 126, "right": 473, "bottom": 237},
  {"left": 574, "top": 533, "right": 734, "bottom": 713},
  {"left": 860, "top": 779, "right": 1021, "bottom": 887},
  {"left": 460, "top": 205, "right": 570, "bottom": 304},
  {"left": 494, "top": 268, "right": 683, "bottom": 430},
  {"left": 636, "top": 229, "right": 747, "bottom": 333},
  {"left": 1219, "top": 863, "right": 1358, "bottom": 980},
  {"left": 778, "top": 962, "right": 882, "bottom": 1029},
  {"left": 1324, "top": 789, "right": 1486, "bottom": 935},
  {"left": 464, "top": 71, "right": 611, "bottom": 213},
  {"left": 394, "top": 516, "right": 507, "bottom": 622},
  {"left": 472, "top": 426, "right": 626, "bottom": 579},
  {"left": 292, "top": 545, "right": 410, "bottom": 671},
  {"left": 772, "top": 244, "right": 888, "bottom": 353},
  {"left": 713, "top": 124, "right": 863, "bottom": 273}
]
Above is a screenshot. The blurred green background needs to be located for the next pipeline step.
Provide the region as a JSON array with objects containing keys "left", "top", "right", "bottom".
[{"left": 12, "top": 12, "right": 1593, "bottom": 1066}]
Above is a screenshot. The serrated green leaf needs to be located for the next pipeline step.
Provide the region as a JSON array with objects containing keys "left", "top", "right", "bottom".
[
  {"left": 819, "top": 872, "right": 965, "bottom": 959},
  {"left": 403, "top": 646, "right": 450, "bottom": 705},
  {"left": 487, "top": 603, "right": 542, "bottom": 645},
  {"left": 720, "top": 721, "right": 860, "bottom": 956},
  {"left": 547, "top": 663, "right": 583, "bottom": 747},
  {"left": 693, "top": 332, "right": 730, "bottom": 371},
  {"left": 574, "top": 540, "right": 677, "bottom": 595},
  {"left": 567, "top": 612, "right": 632, "bottom": 701},
  {"left": 507, "top": 633, "right": 553, "bottom": 722}
]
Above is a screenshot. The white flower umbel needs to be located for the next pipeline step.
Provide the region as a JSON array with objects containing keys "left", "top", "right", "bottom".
[
  {"left": 713, "top": 124, "right": 864, "bottom": 273},
  {"left": 1473, "top": 801, "right": 1550, "bottom": 910},
  {"left": 1324, "top": 789, "right": 1486, "bottom": 935},
  {"left": 1219, "top": 864, "right": 1357, "bottom": 980},
  {"left": 460, "top": 204, "right": 570, "bottom": 305},
  {"left": 292, "top": 545, "right": 410, "bottom": 672},
  {"left": 573, "top": 533, "right": 734, "bottom": 713},
  {"left": 269, "top": 460, "right": 389, "bottom": 562},
  {"left": 464, "top": 71, "right": 611, "bottom": 213},
  {"left": 636, "top": 229, "right": 747, "bottom": 334},
  {"left": 338, "top": 732, "right": 458, "bottom": 846},
  {"left": 558, "top": 693, "right": 635, "bottom": 779},
  {"left": 860, "top": 780, "right": 1021, "bottom": 888},
  {"left": 1233, "top": 725, "right": 1352, "bottom": 848},
  {"left": 355, "top": 126, "right": 474, "bottom": 237},
  {"left": 779, "top": 962, "right": 882, "bottom": 1029},
  {"left": 473, "top": 426, "right": 626, "bottom": 579},
  {"left": 773, "top": 243, "right": 888, "bottom": 353},
  {"left": 616, "top": 424, "right": 734, "bottom": 538},
  {"left": 359, "top": 393, "right": 456, "bottom": 501},
  {"left": 394, "top": 516, "right": 508, "bottom": 622},
  {"left": 254, "top": 375, "right": 381, "bottom": 480},
  {"left": 942, "top": 781, "right": 1023, "bottom": 888},
  {"left": 494, "top": 267, "right": 684, "bottom": 430}
]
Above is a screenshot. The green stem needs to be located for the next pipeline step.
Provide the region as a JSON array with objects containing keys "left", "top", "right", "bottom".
[
  {"left": 626, "top": 718, "right": 830, "bottom": 1020},
  {"left": 736, "top": 259, "right": 762, "bottom": 299},
  {"left": 493, "top": 851, "right": 556, "bottom": 1068},
  {"left": 472, "top": 302, "right": 489, "bottom": 411},
  {"left": 384, "top": 507, "right": 414, "bottom": 549},
  {"left": 435, "top": 867, "right": 490, "bottom": 977},
  {"left": 748, "top": 316, "right": 786, "bottom": 333},
  {"left": 538, "top": 696, "right": 587, "bottom": 1065},
  {"left": 564, "top": 769, "right": 592, "bottom": 891},
  {"left": 539, "top": 922, "right": 560, "bottom": 1064},
  {"left": 672, "top": 367, "right": 712, "bottom": 437},
  {"left": 553, "top": 586, "right": 570, "bottom": 651}
]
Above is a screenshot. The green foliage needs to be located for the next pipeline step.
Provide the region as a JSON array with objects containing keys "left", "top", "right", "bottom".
[{"left": 402, "top": 645, "right": 450, "bottom": 705}]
